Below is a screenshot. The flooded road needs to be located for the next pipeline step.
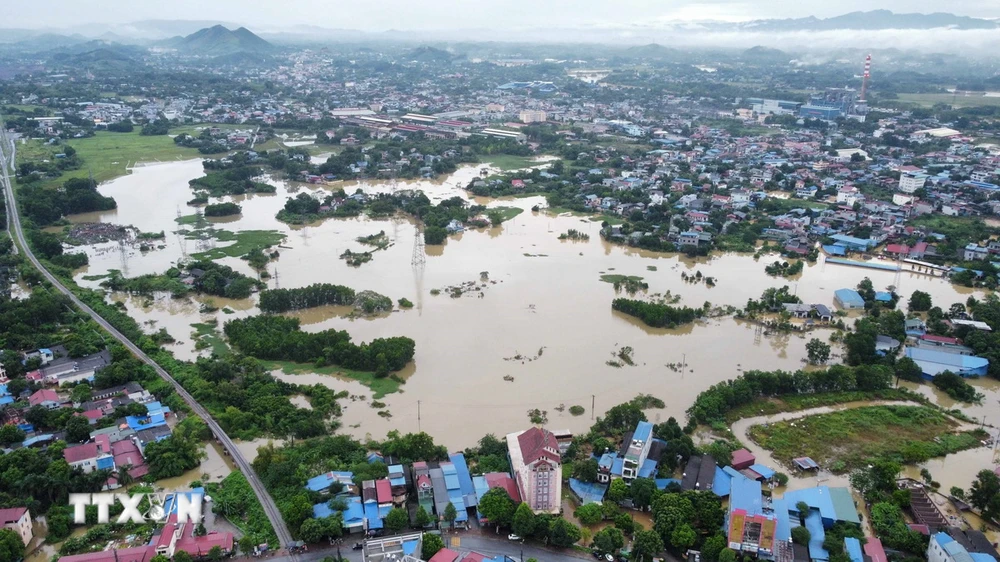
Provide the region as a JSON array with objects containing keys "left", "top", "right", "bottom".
[{"left": 66, "top": 160, "right": 1000, "bottom": 453}]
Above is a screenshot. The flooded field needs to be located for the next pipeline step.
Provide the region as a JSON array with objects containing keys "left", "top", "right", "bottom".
[{"left": 64, "top": 160, "right": 1000, "bottom": 457}]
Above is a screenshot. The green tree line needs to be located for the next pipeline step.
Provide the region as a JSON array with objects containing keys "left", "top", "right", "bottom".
[
  {"left": 223, "top": 315, "right": 415, "bottom": 376},
  {"left": 258, "top": 283, "right": 356, "bottom": 313}
]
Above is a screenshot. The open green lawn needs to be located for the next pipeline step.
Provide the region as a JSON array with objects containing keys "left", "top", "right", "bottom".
[
  {"left": 189, "top": 229, "right": 286, "bottom": 260},
  {"left": 260, "top": 359, "right": 401, "bottom": 399},
  {"left": 723, "top": 389, "right": 916, "bottom": 422},
  {"left": 748, "top": 405, "right": 986, "bottom": 472},
  {"left": 191, "top": 322, "right": 230, "bottom": 356},
  {"left": 4, "top": 104, "right": 48, "bottom": 114},
  {"left": 897, "top": 93, "right": 1000, "bottom": 108},
  {"left": 491, "top": 206, "right": 523, "bottom": 222},
  {"left": 478, "top": 154, "right": 554, "bottom": 171},
  {"left": 20, "top": 131, "right": 201, "bottom": 189}
]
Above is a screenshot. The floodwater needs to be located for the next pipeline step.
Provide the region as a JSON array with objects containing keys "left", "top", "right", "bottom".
[{"left": 66, "top": 160, "right": 1000, "bottom": 457}]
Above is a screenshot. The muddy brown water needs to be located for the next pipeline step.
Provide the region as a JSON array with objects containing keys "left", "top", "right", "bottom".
[{"left": 63, "top": 160, "right": 1000, "bottom": 459}]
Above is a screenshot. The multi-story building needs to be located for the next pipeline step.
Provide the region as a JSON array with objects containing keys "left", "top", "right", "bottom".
[
  {"left": 621, "top": 421, "right": 654, "bottom": 481},
  {"left": 0, "top": 507, "right": 32, "bottom": 545},
  {"left": 898, "top": 172, "right": 927, "bottom": 194},
  {"left": 519, "top": 110, "right": 547, "bottom": 123},
  {"left": 507, "top": 427, "right": 561, "bottom": 514}
]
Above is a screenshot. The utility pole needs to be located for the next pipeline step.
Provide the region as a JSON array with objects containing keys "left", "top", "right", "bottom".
[
  {"left": 418, "top": 400, "right": 421, "bottom": 432},
  {"left": 591, "top": 394, "right": 595, "bottom": 420}
]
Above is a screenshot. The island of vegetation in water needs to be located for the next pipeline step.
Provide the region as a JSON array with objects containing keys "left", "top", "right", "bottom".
[
  {"left": 612, "top": 297, "right": 703, "bottom": 328},
  {"left": 223, "top": 315, "right": 414, "bottom": 378},
  {"left": 559, "top": 229, "right": 590, "bottom": 241},
  {"left": 191, "top": 153, "right": 277, "bottom": 196},
  {"left": 258, "top": 283, "right": 356, "bottom": 313},
  {"left": 203, "top": 202, "right": 242, "bottom": 217},
  {"left": 101, "top": 260, "right": 264, "bottom": 299}
]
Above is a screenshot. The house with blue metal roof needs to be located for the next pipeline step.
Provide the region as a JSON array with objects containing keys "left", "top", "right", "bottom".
[
  {"left": 783, "top": 486, "right": 860, "bottom": 527},
  {"left": 306, "top": 471, "right": 355, "bottom": 494},
  {"left": 905, "top": 347, "right": 989, "bottom": 378},
  {"left": 449, "top": 453, "right": 478, "bottom": 509},
  {"left": 805, "top": 510, "right": 829, "bottom": 561},
  {"left": 834, "top": 289, "right": 866, "bottom": 310},
  {"left": 845, "top": 537, "right": 864, "bottom": 562},
  {"left": 125, "top": 401, "right": 170, "bottom": 432},
  {"left": 829, "top": 234, "right": 875, "bottom": 251}
]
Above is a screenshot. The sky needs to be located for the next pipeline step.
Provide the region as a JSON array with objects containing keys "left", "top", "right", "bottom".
[{"left": 6, "top": 0, "right": 1000, "bottom": 31}]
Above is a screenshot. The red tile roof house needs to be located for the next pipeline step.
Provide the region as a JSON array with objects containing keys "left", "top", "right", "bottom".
[
  {"left": 506, "top": 427, "right": 561, "bottom": 514},
  {"left": 63, "top": 434, "right": 113, "bottom": 474},
  {"left": 375, "top": 478, "right": 393, "bottom": 507},
  {"left": 484, "top": 472, "right": 521, "bottom": 503},
  {"left": 28, "top": 388, "right": 62, "bottom": 409},
  {"left": 0, "top": 507, "right": 32, "bottom": 545},
  {"left": 106, "top": 439, "right": 150, "bottom": 489}
]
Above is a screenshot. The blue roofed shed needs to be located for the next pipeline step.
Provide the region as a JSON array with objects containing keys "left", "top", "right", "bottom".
[
  {"left": 569, "top": 478, "right": 607, "bottom": 505},
  {"left": 829, "top": 234, "right": 874, "bottom": 251},
  {"left": 730, "top": 476, "right": 763, "bottom": 515},
  {"left": 449, "top": 453, "right": 478, "bottom": 508},
  {"left": 905, "top": 347, "right": 989, "bottom": 378},
  {"left": 845, "top": 537, "right": 864, "bottom": 562},
  {"left": 822, "top": 244, "right": 847, "bottom": 256},
  {"left": 805, "top": 510, "right": 829, "bottom": 561},
  {"left": 772, "top": 498, "right": 792, "bottom": 542},
  {"left": 749, "top": 464, "right": 776, "bottom": 480},
  {"left": 655, "top": 478, "right": 681, "bottom": 490},
  {"left": 306, "top": 471, "right": 354, "bottom": 493},
  {"left": 874, "top": 292, "right": 893, "bottom": 302},
  {"left": 834, "top": 289, "right": 866, "bottom": 309},
  {"left": 388, "top": 464, "right": 406, "bottom": 487},
  {"left": 713, "top": 466, "right": 732, "bottom": 497},
  {"left": 638, "top": 459, "right": 658, "bottom": 479}
]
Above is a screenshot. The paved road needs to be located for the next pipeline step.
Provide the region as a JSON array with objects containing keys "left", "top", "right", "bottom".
[
  {"left": 0, "top": 121, "right": 295, "bottom": 550},
  {"left": 250, "top": 532, "right": 592, "bottom": 562}
]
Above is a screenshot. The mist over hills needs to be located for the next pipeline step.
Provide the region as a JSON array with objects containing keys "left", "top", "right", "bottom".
[{"left": 0, "top": 10, "right": 998, "bottom": 57}]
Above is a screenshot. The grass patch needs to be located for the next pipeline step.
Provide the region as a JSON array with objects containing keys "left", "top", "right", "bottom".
[
  {"left": 21, "top": 131, "right": 201, "bottom": 189},
  {"left": 896, "top": 93, "right": 1000, "bottom": 108},
  {"left": 748, "top": 405, "right": 986, "bottom": 472},
  {"left": 176, "top": 213, "right": 203, "bottom": 225},
  {"left": 600, "top": 274, "right": 644, "bottom": 283},
  {"left": 491, "top": 206, "right": 523, "bottom": 222},
  {"left": 190, "top": 229, "right": 286, "bottom": 260},
  {"left": 724, "top": 389, "right": 917, "bottom": 423},
  {"left": 478, "top": 154, "right": 553, "bottom": 171},
  {"left": 81, "top": 273, "right": 112, "bottom": 281},
  {"left": 191, "top": 322, "right": 229, "bottom": 356},
  {"left": 261, "top": 359, "right": 401, "bottom": 399}
]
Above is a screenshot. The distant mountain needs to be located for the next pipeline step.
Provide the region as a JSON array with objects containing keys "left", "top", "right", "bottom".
[
  {"left": 161, "top": 25, "right": 274, "bottom": 56},
  {"left": 738, "top": 10, "right": 998, "bottom": 31},
  {"left": 47, "top": 47, "right": 140, "bottom": 73}
]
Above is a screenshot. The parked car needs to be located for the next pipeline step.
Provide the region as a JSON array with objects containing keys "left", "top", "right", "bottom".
[
  {"left": 508, "top": 534, "right": 522, "bottom": 541},
  {"left": 353, "top": 543, "right": 364, "bottom": 551}
]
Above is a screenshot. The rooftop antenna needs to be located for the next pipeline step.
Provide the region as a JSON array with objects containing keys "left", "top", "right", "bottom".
[{"left": 860, "top": 54, "right": 871, "bottom": 102}]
